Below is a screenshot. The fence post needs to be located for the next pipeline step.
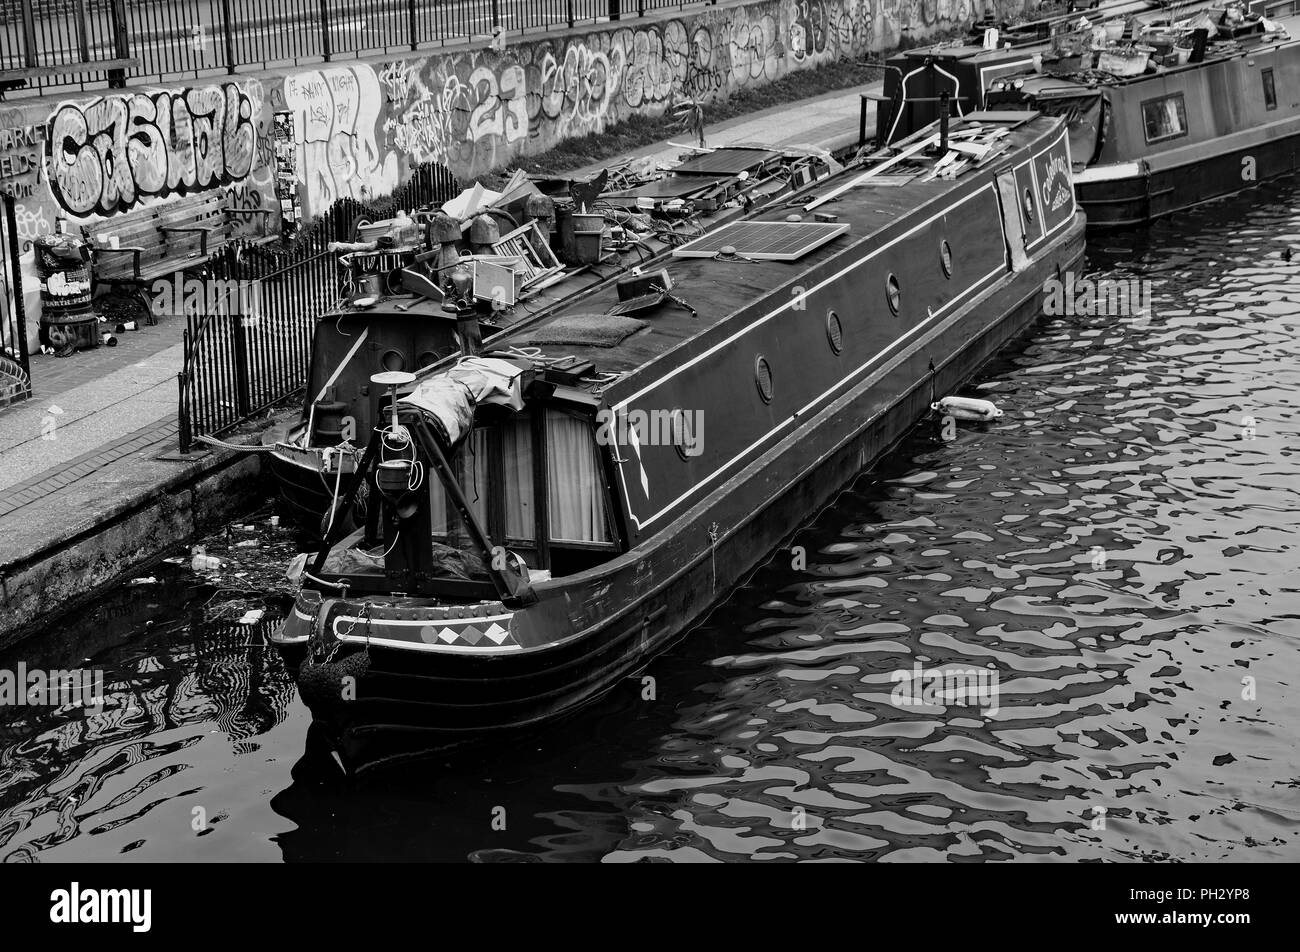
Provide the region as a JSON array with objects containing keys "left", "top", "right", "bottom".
[
  {"left": 232, "top": 309, "right": 252, "bottom": 419},
  {"left": 319, "top": 0, "right": 333, "bottom": 62},
  {"left": 408, "top": 0, "right": 418, "bottom": 50},
  {"left": 109, "top": 0, "right": 129, "bottom": 87},
  {"left": 568, "top": 0, "right": 576, "bottom": 28},
  {"left": 176, "top": 370, "right": 191, "bottom": 454},
  {"left": 220, "top": 0, "right": 237, "bottom": 74},
  {"left": 73, "top": 0, "right": 91, "bottom": 63},
  {"left": 18, "top": 3, "right": 37, "bottom": 68}
]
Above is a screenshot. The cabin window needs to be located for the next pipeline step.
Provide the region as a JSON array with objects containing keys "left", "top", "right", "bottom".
[
  {"left": 826, "top": 310, "right": 843, "bottom": 354},
  {"left": 885, "top": 274, "right": 901, "bottom": 315},
  {"left": 503, "top": 416, "right": 535, "bottom": 542},
  {"left": 754, "top": 356, "right": 774, "bottom": 402},
  {"left": 940, "top": 240, "right": 954, "bottom": 278},
  {"left": 429, "top": 419, "right": 535, "bottom": 546},
  {"left": 1141, "top": 93, "right": 1188, "bottom": 143},
  {"left": 546, "top": 410, "right": 612, "bottom": 545},
  {"left": 1263, "top": 68, "right": 1278, "bottom": 110},
  {"left": 670, "top": 408, "right": 700, "bottom": 461}
]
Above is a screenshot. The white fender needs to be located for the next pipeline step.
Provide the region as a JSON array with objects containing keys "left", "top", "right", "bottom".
[{"left": 931, "top": 395, "right": 1003, "bottom": 421}]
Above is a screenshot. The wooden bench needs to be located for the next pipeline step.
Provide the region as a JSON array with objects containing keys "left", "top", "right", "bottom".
[{"left": 83, "top": 193, "right": 274, "bottom": 313}]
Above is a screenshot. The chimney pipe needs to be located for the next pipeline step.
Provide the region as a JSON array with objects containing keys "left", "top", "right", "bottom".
[
  {"left": 1190, "top": 28, "right": 1209, "bottom": 63},
  {"left": 939, "top": 90, "right": 951, "bottom": 152}
]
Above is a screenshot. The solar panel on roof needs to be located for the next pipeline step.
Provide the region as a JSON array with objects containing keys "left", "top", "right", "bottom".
[{"left": 672, "top": 220, "right": 850, "bottom": 261}]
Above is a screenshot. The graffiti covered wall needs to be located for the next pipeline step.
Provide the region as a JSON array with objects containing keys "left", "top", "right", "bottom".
[
  {"left": 0, "top": 78, "right": 273, "bottom": 247},
  {"left": 275, "top": 0, "right": 1025, "bottom": 215},
  {"left": 0, "top": 0, "right": 1026, "bottom": 248}
]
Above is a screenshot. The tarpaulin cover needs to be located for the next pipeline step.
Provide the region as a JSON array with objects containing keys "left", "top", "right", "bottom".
[
  {"left": 1046, "top": 93, "right": 1103, "bottom": 168},
  {"left": 398, "top": 356, "right": 526, "bottom": 448},
  {"left": 1017, "top": 78, "right": 1103, "bottom": 168}
]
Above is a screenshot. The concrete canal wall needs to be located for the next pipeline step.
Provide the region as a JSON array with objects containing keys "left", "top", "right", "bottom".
[{"left": 0, "top": 445, "right": 266, "bottom": 652}]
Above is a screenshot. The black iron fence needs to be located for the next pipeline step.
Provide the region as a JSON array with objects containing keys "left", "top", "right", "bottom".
[
  {"left": 0, "top": 193, "right": 32, "bottom": 408},
  {"left": 177, "top": 161, "right": 457, "bottom": 452},
  {"left": 2, "top": 0, "right": 715, "bottom": 95}
]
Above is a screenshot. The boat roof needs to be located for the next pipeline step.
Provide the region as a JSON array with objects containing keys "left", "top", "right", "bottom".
[
  {"left": 1101, "top": 14, "right": 1300, "bottom": 86},
  {"left": 911, "top": 5, "right": 1300, "bottom": 90},
  {"left": 974, "top": 0, "right": 1216, "bottom": 44},
  {"left": 321, "top": 145, "right": 811, "bottom": 328},
  {"left": 468, "top": 114, "right": 1060, "bottom": 404}
]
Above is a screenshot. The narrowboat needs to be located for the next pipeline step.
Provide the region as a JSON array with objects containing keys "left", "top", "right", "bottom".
[
  {"left": 269, "top": 111, "right": 1085, "bottom": 773},
  {"left": 259, "top": 148, "right": 837, "bottom": 537},
  {"left": 885, "top": 2, "right": 1298, "bottom": 226}
]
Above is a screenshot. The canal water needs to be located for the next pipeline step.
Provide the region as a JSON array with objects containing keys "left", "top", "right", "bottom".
[{"left": 3, "top": 184, "right": 1300, "bottom": 863}]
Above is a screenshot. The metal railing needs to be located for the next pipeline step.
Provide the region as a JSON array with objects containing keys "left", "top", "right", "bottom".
[
  {"left": 1, "top": 0, "right": 716, "bottom": 95},
  {"left": 1, "top": 193, "right": 32, "bottom": 408},
  {"left": 176, "top": 241, "right": 331, "bottom": 450},
  {"left": 177, "top": 161, "right": 457, "bottom": 453}
]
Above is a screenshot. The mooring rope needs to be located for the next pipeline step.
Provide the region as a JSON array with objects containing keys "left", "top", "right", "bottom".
[{"left": 195, "top": 434, "right": 276, "bottom": 453}]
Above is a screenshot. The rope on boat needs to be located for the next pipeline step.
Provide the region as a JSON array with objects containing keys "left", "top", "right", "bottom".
[
  {"left": 302, "top": 571, "right": 350, "bottom": 591},
  {"left": 195, "top": 434, "right": 277, "bottom": 454}
]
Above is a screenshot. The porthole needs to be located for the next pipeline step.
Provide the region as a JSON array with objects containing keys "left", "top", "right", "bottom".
[
  {"left": 940, "top": 240, "right": 953, "bottom": 278},
  {"left": 671, "top": 408, "right": 698, "bottom": 461},
  {"left": 885, "top": 274, "right": 901, "bottom": 315},
  {"left": 826, "top": 309, "right": 843, "bottom": 354},
  {"left": 417, "top": 350, "right": 440, "bottom": 370},
  {"left": 380, "top": 349, "right": 406, "bottom": 372},
  {"left": 1023, "top": 187, "right": 1036, "bottom": 225},
  {"left": 754, "top": 355, "right": 774, "bottom": 403}
]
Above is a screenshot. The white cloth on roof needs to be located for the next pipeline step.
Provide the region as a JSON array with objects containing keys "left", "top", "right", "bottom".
[{"left": 398, "top": 356, "right": 526, "bottom": 447}]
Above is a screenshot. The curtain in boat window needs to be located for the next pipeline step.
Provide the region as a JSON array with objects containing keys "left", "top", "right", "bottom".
[
  {"left": 546, "top": 410, "right": 610, "bottom": 544},
  {"left": 1033, "top": 93, "right": 1103, "bottom": 168},
  {"left": 1142, "top": 94, "right": 1187, "bottom": 143},
  {"left": 432, "top": 420, "right": 533, "bottom": 543},
  {"left": 504, "top": 415, "right": 535, "bottom": 542},
  {"left": 428, "top": 470, "right": 448, "bottom": 535},
  {"left": 464, "top": 428, "right": 490, "bottom": 531}
]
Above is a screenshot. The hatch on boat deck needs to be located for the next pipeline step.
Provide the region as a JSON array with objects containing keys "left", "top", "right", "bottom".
[
  {"left": 671, "top": 147, "right": 784, "bottom": 176},
  {"left": 671, "top": 220, "right": 851, "bottom": 261},
  {"left": 958, "top": 110, "right": 1038, "bottom": 127}
]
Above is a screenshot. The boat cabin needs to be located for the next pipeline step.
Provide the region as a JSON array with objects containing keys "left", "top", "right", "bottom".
[
  {"left": 308, "top": 352, "right": 623, "bottom": 605},
  {"left": 885, "top": 3, "right": 1300, "bottom": 175}
]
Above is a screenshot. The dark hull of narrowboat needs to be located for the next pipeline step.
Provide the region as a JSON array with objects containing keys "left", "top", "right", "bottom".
[
  {"left": 268, "top": 450, "right": 334, "bottom": 538},
  {"left": 1076, "top": 133, "right": 1300, "bottom": 227},
  {"left": 265, "top": 442, "right": 365, "bottom": 541},
  {"left": 278, "top": 213, "right": 1086, "bottom": 775}
]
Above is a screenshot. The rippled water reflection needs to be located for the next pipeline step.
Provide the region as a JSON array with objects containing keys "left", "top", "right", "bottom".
[{"left": 4, "top": 186, "right": 1300, "bottom": 862}]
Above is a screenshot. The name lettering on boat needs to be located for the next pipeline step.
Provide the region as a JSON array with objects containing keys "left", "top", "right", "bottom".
[{"left": 1036, "top": 141, "right": 1074, "bottom": 217}]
